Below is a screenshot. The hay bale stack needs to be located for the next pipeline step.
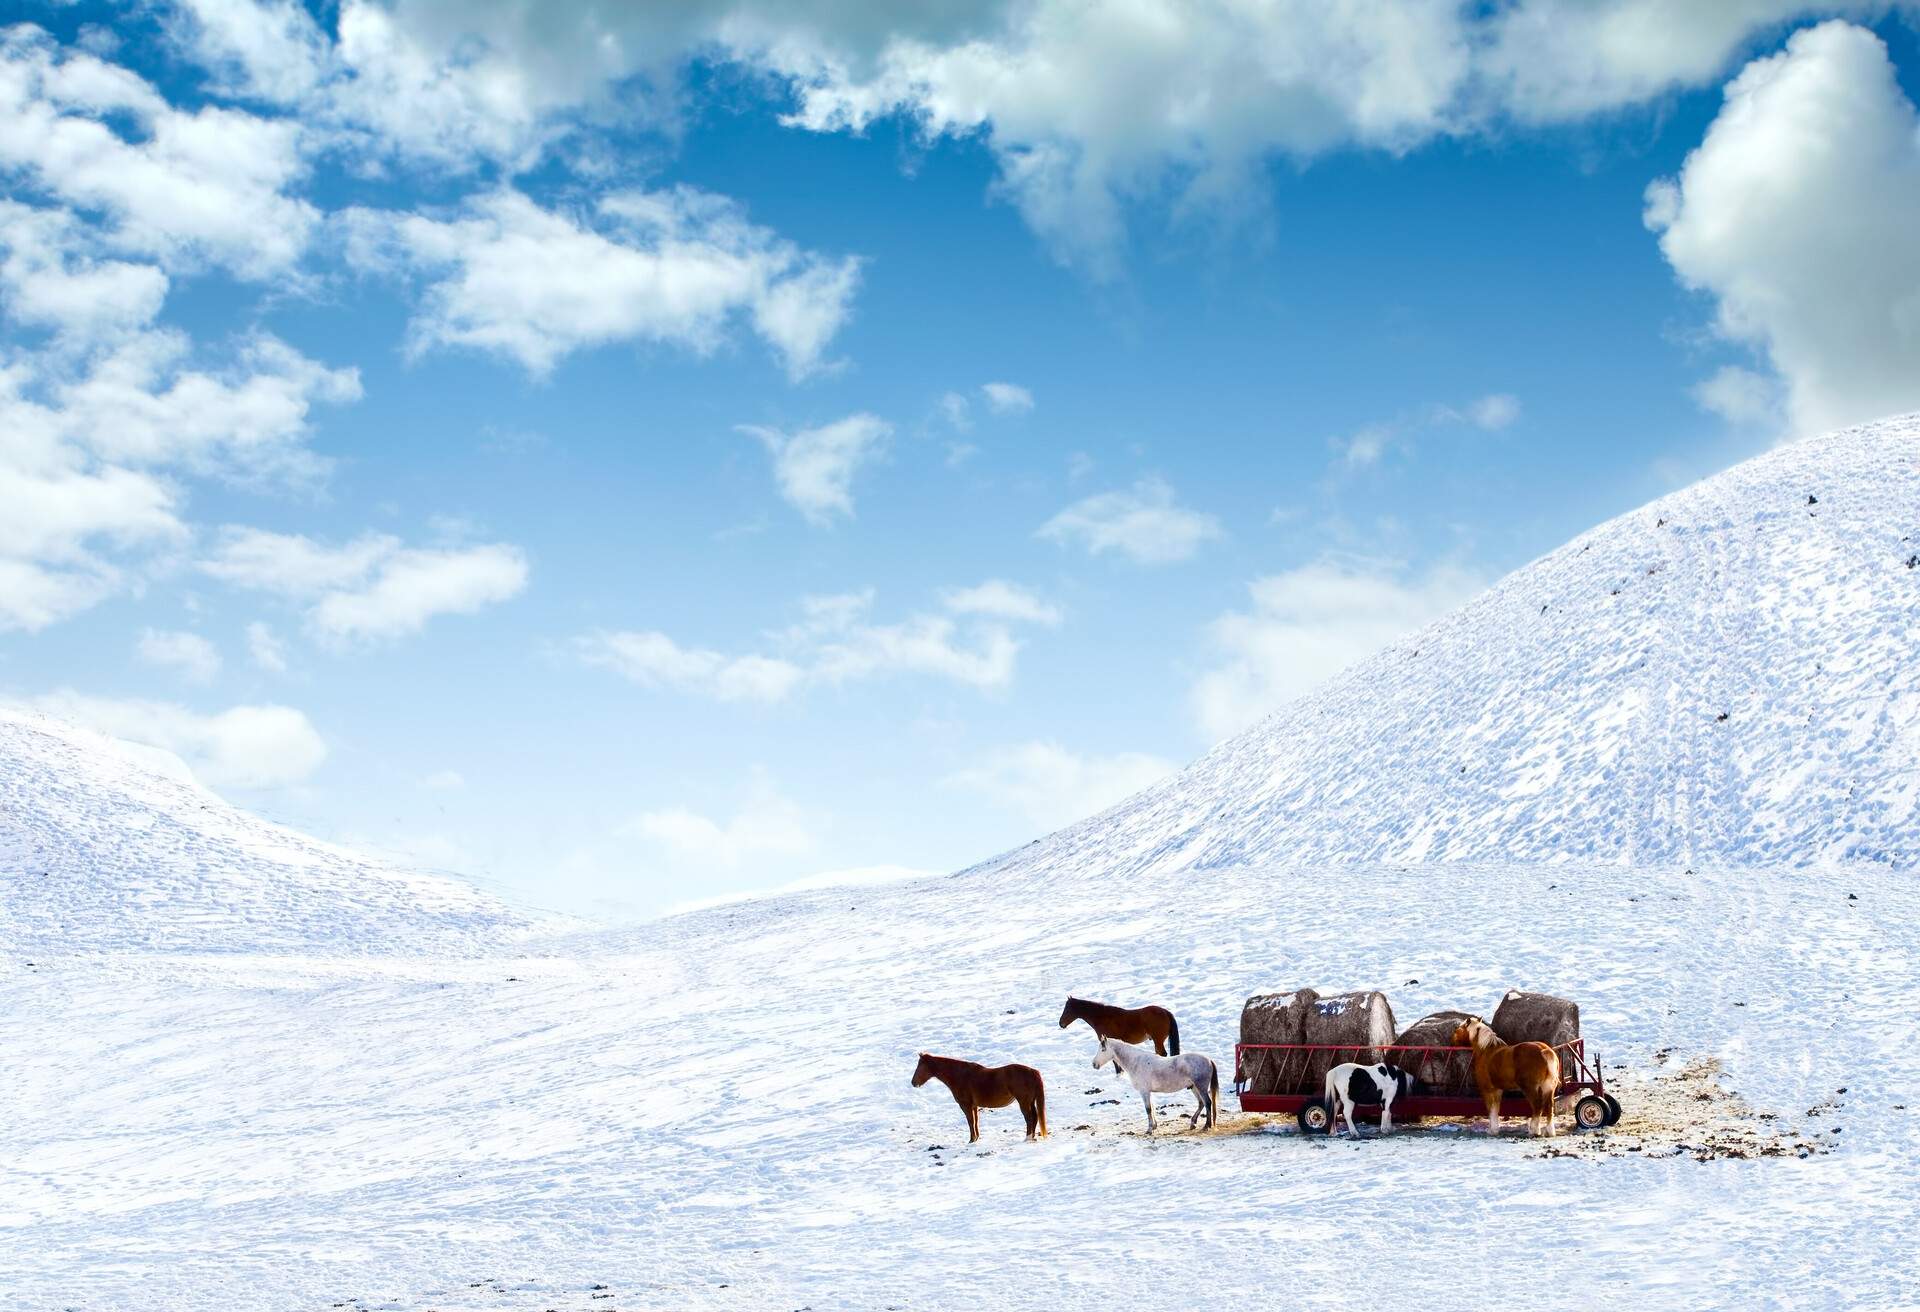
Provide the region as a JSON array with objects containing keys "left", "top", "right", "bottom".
[
  {"left": 1299, "top": 991, "right": 1397, "bottom": 1093},
  {"left": 1491, "top": 990, "right": 1581, "bottom": 1082},
  {"left": 1392, "top": 1010, "right": 1476, "bottom": 1095},
  {"left": 1237, "top": 989, "right": 1318, "bottom": 1093}
]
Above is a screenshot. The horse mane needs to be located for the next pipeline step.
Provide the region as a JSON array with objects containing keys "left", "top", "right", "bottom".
[{"left": 1459, "top": 1017, "right": 1504, "bottom": 1052}]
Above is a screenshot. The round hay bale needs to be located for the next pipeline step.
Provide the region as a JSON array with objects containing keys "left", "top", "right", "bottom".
[
  {"left": 1392, "top": 1010, "right": 1476, "bottom": 1095},
  {"left": 1237, "top": 989, "right": 1317, "bottom": 1094},
  {"left": 1299, "top": 990, "right": 1397, "bottom": 1094},
  {"left": 1491, "top": 990, "right": 1581, "bottom": 1082}
]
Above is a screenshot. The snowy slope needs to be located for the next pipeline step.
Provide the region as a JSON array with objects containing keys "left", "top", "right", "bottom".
[
  {"left": 4, "top": 861, "right": 1914, "bottom": 1309},
  {"left": 973, "top": 413, "right": 1920, "bottom": 884},
  {"left": 5, "top": 417, "right": 1920, "bottom": 1310},
  {"left": 0, "top": 707, "right": 539, "bottom": 956}
]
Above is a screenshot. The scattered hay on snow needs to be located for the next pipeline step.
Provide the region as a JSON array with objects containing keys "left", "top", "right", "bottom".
[{"left": 1527, "top": 1057, "right": 1828, "bottom": 1162}]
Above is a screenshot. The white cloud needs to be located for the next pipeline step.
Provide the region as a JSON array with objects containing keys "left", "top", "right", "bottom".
[
  {"left": 940, "top": 579, "right": 1061, "bottom": 626},
  {"left": 739, "top": 413, "right": 890, "bottom": 524},
  {"left": 136, "top": 627, "right": 221, "bottom": 683},
  {"left": 938, "top": 390, "right": 971, "bottom": 430},
  {"left": 1338, "top": 422, "right": 1395, "bottom": 469},
  {"left": 1466, "top": 393, "right": 1521, "bottom": 430},
  {"left": 308, "top": 543, "right": 530, "bottom": 643},
  {"left": 0, "top": 558, "right": 120, "bottom": 633},
  {"left": 154, "top": 1, "right": 1910, "bottom": 276},
  {"left": 1333, "top": 393, "right": 1522, "bottom": 470},
  {"left": 623, "top": 789, "right": 817, "bottom": 870},
  {"left": 810, "top": 614, "right": 1019, "bottom": 689},
  {"left": 0, "top": 322, "right": 354, "bottom": 631},
  {"left": 574, "top": 630, "right": 806, "bottom": 703},
  {"left": 166, "top": 0, "right": 654, "bottom": 169},
  {"left": 765, "top": 1, "right": 1472, "bottom": 272},
  {"left": 199, "top": 528, "right": 530, "bottom": 644},
  {"left": 0, "top": 443, "right": 180, "bottom": 575},
  {"left": 579, "top": 583, "right": 1055, "bottom": 700},
  {"left": 0, "top": 200, "right": 168, "bottom": 344},
  {"left": 200, "top": 527, "right": 399, "bottom": 595},
  {"left": 947, "top": 740, "right": 1176, "bottom": 831},
  {"left": 422, "top": 768, "right": 465, "bottom": 790},
  {"left": 0, "top": 25, "right": 316, "bottom": 278},
  {"left": 163, "top": 0, "right": 330, "bottom": 105},
  {"left": 1646, "top": 21, "right": 1920, "bottom": 436},
  {"left": 1191, "top": 556, "right": 1485, "bottom": 740},
  {"left": 981, "top": 381, "right": 1034, "bottom": 415},
  {"left": 1691, "top": 364, "right": 1782, "bottom": 429},
  {"left": 1038, "top": 476, "right": 1221, "bottom": 564},
  {"left": 344, "top": 187, "right": 861, "bottom": 379},
  {"left": 27, "top": 689, "right": 326, "bottom": 789},
  {"left": 1478, "top": 1, "right": 1894, "bottom": 124},
  {"left": 48, "top": 330, "right": 361, "bottom": 480},
  {"left": 245, "top": 619, "right": 287, "bottom": 672}
]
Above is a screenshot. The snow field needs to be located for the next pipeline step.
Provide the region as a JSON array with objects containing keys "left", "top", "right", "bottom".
[{"left": 5, "top": 859, "right": 1915, "bottom": 1309}]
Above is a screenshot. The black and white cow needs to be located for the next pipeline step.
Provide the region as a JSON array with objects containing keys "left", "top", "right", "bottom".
[{"left": 1323, "top": 1062, "right": 1421, "bottom": 1138}]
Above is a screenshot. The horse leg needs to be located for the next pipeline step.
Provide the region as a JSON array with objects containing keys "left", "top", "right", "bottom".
[
  {"left": 1022, "top": 1096, "right": 1038, "bottom": 1141},
  {"left": 966, "top": 1099, "right": 980, "bottom": 1144},
  {"left": 1142, "top": 1089, "right": 1156, "bottom": 1134},
  {"left": 1381, "top": 1093, "right": 1394, "bottom": 1137},
  {"left": 1484, "top": 1092, "right": 1501, "bottom": 1136}
]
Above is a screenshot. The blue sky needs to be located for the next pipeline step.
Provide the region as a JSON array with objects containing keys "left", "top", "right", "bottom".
[{"left": 4, "top": 2, "right": 1919, "bottom": 918}]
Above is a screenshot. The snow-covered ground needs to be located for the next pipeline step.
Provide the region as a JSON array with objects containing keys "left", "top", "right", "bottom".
[
  {"left": 5, "top": 417, "right": 1920, "bottom": 1309},
  {"left": 6, "top": 860, "right": 1916, "bottom": 1309}
]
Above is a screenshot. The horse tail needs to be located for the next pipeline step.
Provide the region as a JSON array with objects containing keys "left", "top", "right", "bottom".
[
  {"left": 1209, "top": 1059, "right": 1220, "bottom": 1125},
  {"left": 1166, "top": 1011, "right": 1181, "bottom": 1055},
  {"left": 1036, "top": 1072, "right": 1048, "bottom": 1137}
]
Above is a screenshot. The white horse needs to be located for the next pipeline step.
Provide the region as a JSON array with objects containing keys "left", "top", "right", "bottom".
[{"left": 1093, "top": 1035, "right": 1219, "bottom": 1133}]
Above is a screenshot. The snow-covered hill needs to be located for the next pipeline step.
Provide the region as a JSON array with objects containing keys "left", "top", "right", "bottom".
[
  {"left": 5, "top": 418, "right": 1920, "bottom": 1310},
  {"left": 0, "top": 707, "right": 539, "bottom": 956},
  {"left": 978, "top": 413, "right": 1920, "bottom": 884}
]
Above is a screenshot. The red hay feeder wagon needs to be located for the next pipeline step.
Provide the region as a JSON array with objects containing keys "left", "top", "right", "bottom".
[{"left": 1234, "top": 1040, "right": 1621, "bottom": 1133}]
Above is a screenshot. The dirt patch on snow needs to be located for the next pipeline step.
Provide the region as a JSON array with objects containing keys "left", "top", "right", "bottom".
[{"left": 1526, "top": 1055, "right": 1830, "bottom": 1162}]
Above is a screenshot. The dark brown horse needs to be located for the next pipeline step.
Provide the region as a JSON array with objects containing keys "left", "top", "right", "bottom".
[
  {"left": 1059, "top": 995, "right": 1180, "bottom": 1055},
  {"left": 911, "top": 1053, "right": 1047, "bottom": 1143}
]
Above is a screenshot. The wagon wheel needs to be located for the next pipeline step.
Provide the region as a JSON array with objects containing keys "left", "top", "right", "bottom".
[
  {"left": 1296, "top": 1098, "right": 1332, "bottom": 1135},
  {"left": 1602, "top": 1093, "right": 1623, "bottom": 1126},
  {"left": 1573, "top": 1095, "right": 1609, "bottom": 1130}
]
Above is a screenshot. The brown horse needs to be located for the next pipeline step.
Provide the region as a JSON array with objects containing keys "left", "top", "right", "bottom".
[
  {"left": 911, "top": 1053, "right": 1047, "bottom": 1143},
  {"left": 1451, "top": 1017, "right": 1561, "bottom": 1137},
  {"left": 1058, "top": 996, "right": 1180, "bottom": 1055}
]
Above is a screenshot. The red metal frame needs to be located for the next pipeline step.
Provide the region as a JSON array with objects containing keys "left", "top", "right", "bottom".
[{"left": 1234, "top": 1040, "right": 1606, "bottom": 1122}]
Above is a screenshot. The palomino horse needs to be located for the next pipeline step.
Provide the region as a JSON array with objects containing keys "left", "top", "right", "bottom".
[
  {"left": 1451, "top": 1017, "right": 1561, "bottom": 1137},
  {"left": 1093, "top": 1035, "right": 1219, "bottom": 1133},
  {"left": 1059, "top": 995, "right": 1180, "bottom": 1055},
  {"left": 911, "top": 1053, "right": 1047, "bottom": 1143}
]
